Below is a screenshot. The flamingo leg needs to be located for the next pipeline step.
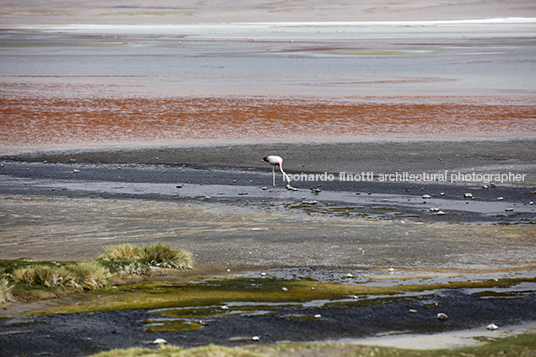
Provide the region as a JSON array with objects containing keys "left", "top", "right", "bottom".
[{"left": 272, "top": 166, "right": 276, "bottom": 186}]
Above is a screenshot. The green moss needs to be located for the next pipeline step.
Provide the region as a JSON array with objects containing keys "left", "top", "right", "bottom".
[
  {"left": 150, "top": 306, "right": 226, "bottom": 319},
  {"left": 143, "top": 320, "right": 204, "bottom": 333},
  {"left": 89, "top": 333, "right": 536, "bottom": 357},
  {"left": 20, "top": 274, "right": 536, "bottom": 317}
]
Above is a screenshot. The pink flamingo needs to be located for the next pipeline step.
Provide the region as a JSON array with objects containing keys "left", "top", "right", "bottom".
[{"left": 263, "top": 155, "right": 291, "bottom": 186}]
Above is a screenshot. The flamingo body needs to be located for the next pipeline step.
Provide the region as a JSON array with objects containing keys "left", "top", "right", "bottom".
[{"left": 263, "top": 155, "right": 290, "bottom": 186}]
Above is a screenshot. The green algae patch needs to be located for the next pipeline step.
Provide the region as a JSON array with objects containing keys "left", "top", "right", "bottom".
[
  {"left": 150, "top": 306, "right": 226, "bottom": 319},
  {"left": 24, "top": 277, "right": 353, "bottom": 316},
  {"left": 20, "top": 275, "right": 536, "bottom": 317},
  {"left": 143, "top": 319, "right": 204, "bottom": 333}
]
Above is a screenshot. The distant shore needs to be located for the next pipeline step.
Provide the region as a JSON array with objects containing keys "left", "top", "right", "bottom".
[{"left": 2, "top": 0, "right": 535, "bottom": 25}]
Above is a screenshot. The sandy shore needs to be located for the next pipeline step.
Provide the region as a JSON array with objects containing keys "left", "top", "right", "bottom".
[{"left": 1, "top": 139, "right": 535, "bottom": 269}]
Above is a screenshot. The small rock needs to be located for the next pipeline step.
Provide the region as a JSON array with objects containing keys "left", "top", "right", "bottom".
[
  {"left": 314, "top": 314, "right": 321, "bottom": 318},
  {"left": 73, "top": 169, "right": 80, "bottom": 173},
  {"left": 261, "top": 272, "right": 267, "bottom": 276},
  {"left": 505, "top": 208, "right": 514, "bottom": 211},
  {"left": 497, "top": 197, "right": 504, "bottom": 200},
  {"left": 429, "top": 207, "right": 440, "bottom": 212},
  {"left": 388, "top": 267, "right": 395, "bottom": 272},
  {"left": 252, "top": 336, "right": 260, "bottom": 341},
  {"left": 487, "top": 323, "right": 499, "bottom": 331},
  {"left": 437, "top": 313, "right": 448, "bottom": 320},
  {"left": 221, "top": 305, "right": 229, "bottom": 310},
  {"left": 530, "top": 202, "right": 534, "bottom": 205},
  {"left": 437, "top": 210, "right": 446, "bottom": 215},
  {"left": 281, "top": 287, "right": 288, "bottom": 292},
  {"left": 464, "top": 193, "right": 474, "bottom": 199},
  {"left": 150, "top": 338, "right": 167, "bottom": 345},
  {"left": 409, "top": 309, "right": 418, "bottom": 313},
  {"left": 422, "top": 194, "right": 432, "bottom": 199}
]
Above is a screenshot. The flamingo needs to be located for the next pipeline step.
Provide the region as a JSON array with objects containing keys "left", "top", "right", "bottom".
[{"left": 263, "top": 155, "right": 291, "bottom": 186}]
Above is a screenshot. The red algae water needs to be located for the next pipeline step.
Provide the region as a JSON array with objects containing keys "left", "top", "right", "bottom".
[{"left": 2, "top": 88, "right": 535, "bottom": 151}]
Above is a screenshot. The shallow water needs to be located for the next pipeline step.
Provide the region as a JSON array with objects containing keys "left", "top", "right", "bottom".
[
  {"left": 2, "top": 267, "right": 536, "bottom": 355},
  {"left": 1, "top": 161, "right": 535, "bottom": 224},
  {"left": 1, "top": 21, "right": 536, "bottom": 150}
]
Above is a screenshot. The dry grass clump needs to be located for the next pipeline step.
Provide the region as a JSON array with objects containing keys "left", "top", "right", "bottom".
[
  {"left": 0, "top": 276, "right": 14, "bottom": 304},
  {"left": 99, "top": 243, "right": 192, "bottom": 270},
  {"left": 11, "top": 262, "right": 111, "bottom": 290},
  {"left": 11, "top": 265, "right": 69, "bottom": 288},
  {"left": 66, "top": 261, "right": 112, "bottom": 290},
  {"left": 141, "top": 242, "right": 192, "bottom": 269},
  {"left": 100, "top": 243, "right": 142, "bottom": 261},
  {"left": 2, "top": 243, "right": 190, "bottom": 297}
]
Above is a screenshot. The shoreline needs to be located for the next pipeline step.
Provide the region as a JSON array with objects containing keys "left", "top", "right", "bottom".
[
  {"left": 2, "top": 1, "right": 535, "bottom": 25},
  {"left": 3, "top": 138, "right": 535, "bottom": 185},
  {"left": 3, "top": 135, "right": 536, "bottom": 154}
]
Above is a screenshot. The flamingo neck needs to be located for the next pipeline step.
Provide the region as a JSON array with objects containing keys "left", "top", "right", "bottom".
[{"left": 278, "top": 164, "right": 291, "bottom": 184}]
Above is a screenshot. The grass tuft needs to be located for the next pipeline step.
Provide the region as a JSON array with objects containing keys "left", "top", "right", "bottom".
[
  {"left": 99, "top": 243, "right": 142, "bottom": 261},
  {"left": 11, "top": 262, "right": 111, "bottom": 291},
  {"left": 99, "top": 243, "right": 192, "bottom": 271},
  {"left": 1, "top": 242, "right": 192, "bottom": 301},
  {"left": 66, "top": 261, "right": 112, "bottom": 290},
  {"left": 11, "top": 265, "right": 69, "bottom": 288},
  {"left": 141, "top": 242, "right": 192, "bottom": 269},
  {"left": 0, "top": 276, "right": 14, "bottom": 304}
]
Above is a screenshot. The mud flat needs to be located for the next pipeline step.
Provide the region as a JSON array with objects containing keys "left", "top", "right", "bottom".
[
  {"left": 1, "top": 138, "right": 535, "bottom": 269},
  {"left": 1, "top": 140, "right": 536, "bottom": 356}
]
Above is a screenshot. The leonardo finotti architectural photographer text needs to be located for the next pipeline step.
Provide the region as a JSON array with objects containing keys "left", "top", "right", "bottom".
[{"left": 288, "top": 171, "right": 526, "bottom": 184}]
